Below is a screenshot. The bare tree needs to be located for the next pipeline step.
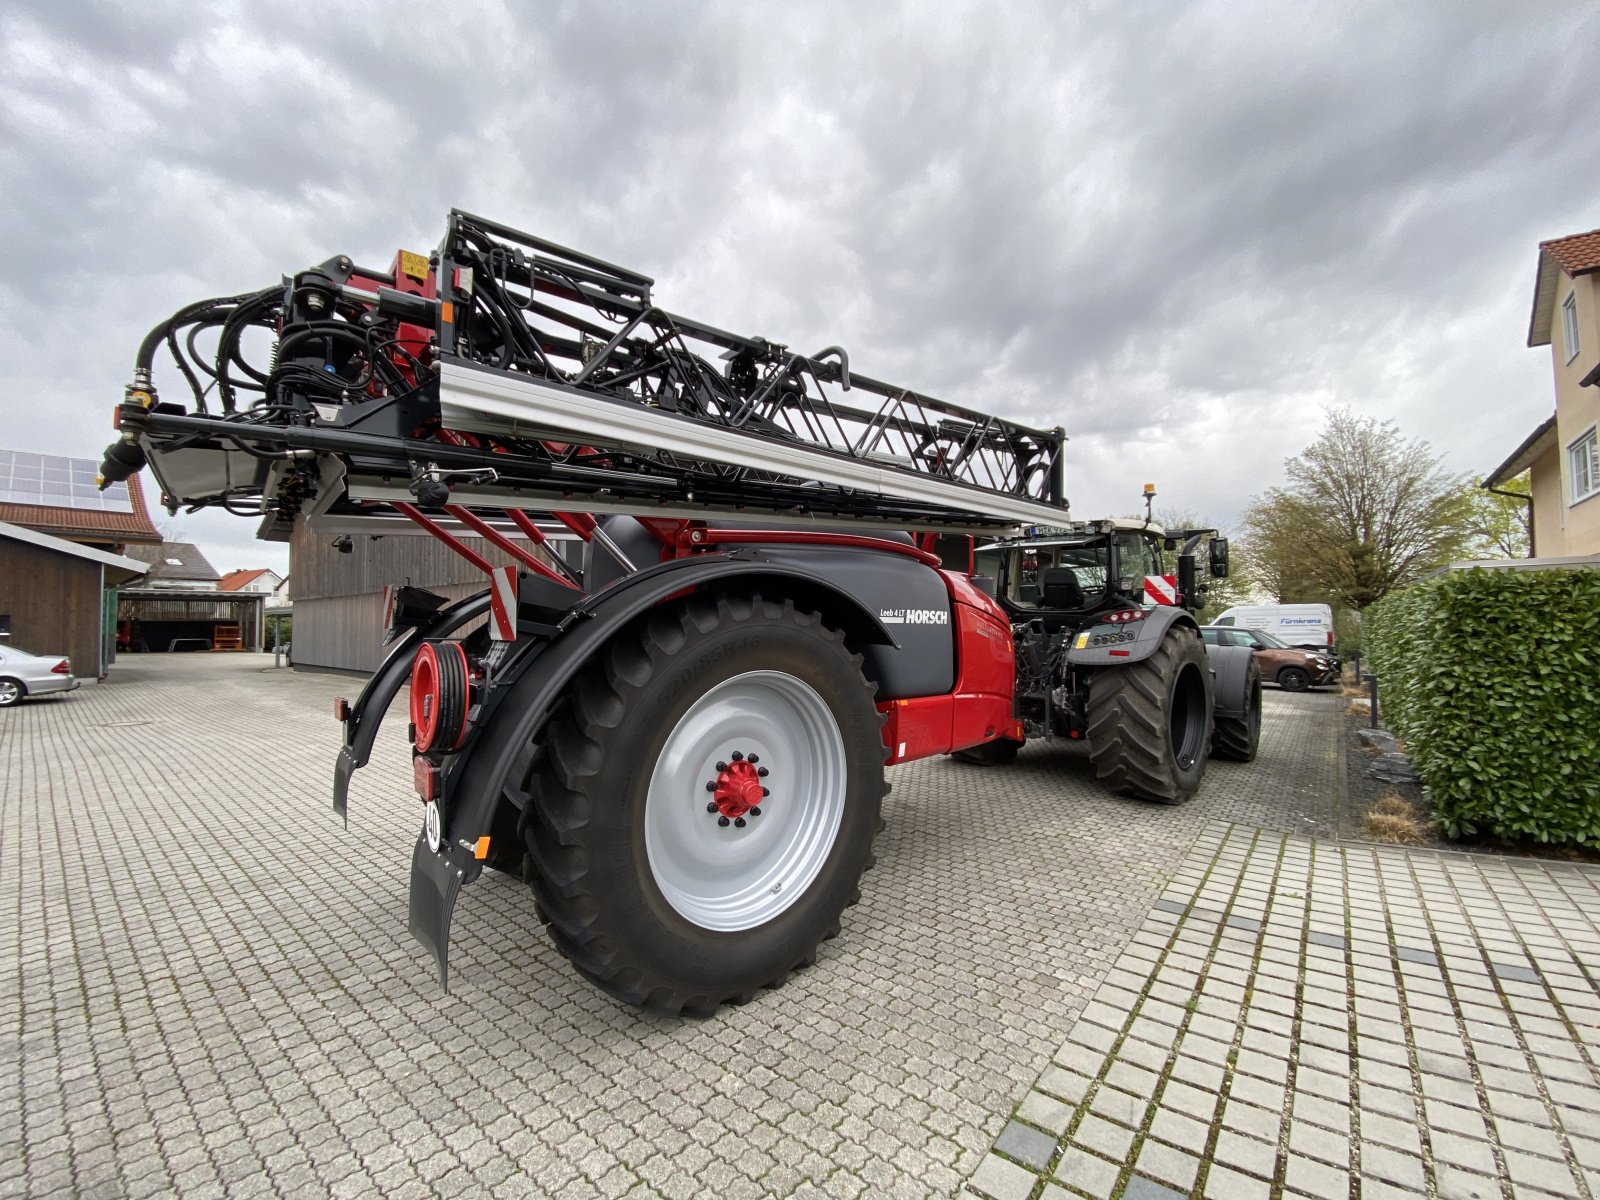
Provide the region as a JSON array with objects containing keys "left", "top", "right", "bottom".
[{"left": 1243, "top": 409, "right": 1476, "bottom": 610}]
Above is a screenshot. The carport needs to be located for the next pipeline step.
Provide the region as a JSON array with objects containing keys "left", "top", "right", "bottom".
[{"left": 116, "top": 589, "right": 265, "bottom": 652}]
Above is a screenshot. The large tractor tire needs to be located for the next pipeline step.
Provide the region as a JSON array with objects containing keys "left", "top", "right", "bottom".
[
  {"left": 1211, "top": 656, "right": 1262, "bottom": 763},
  {"left": 519, "top": 592, "right": 886, "bottom": 1015},
  {"left": 1085, "top": 628, "right": 1213, "bottom": 805}
]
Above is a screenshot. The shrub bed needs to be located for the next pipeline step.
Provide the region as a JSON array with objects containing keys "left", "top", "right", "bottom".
[{"left": 1365, "top": 567, "right": 1600, "bottom": 846}]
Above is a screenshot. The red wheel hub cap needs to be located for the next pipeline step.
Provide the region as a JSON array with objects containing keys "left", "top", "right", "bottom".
[{"left": 712, "top": 760, "right": 764, "bottom": 818}]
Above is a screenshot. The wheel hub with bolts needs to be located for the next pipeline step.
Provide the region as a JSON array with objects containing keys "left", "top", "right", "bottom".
[{"left": 705, "top": 751, "right": 770, "bottom": 827}]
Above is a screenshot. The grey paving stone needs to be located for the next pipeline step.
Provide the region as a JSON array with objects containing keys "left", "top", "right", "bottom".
[
  {"left": 1018, "top": 1091, "right": 1075, "bottom": 1137},
  {"left": 1395, "top": 945, "right": 1439, "bottom": 967},
  {"left": 1037, "top": 1066, "right": 1093, "bottom": 1106},
  {"left": 1501, "top": 1146, "right": 1580, "bottom": 1195},
  {"left": 1361, "top": 1140, "right": 1426, "bottom": 1190},
  {"left": 1288, "top": 1119, "right": 1348, "bottom": 1168},
  {"left": 1051, "top": 1146, "right": 1120, "bottom": 1197},
  {"left": 1285, "top": 1153, "right": 1348, "bottom": 1197},
  {"left": 1213, "top": 1129, "right": 1277, "bottom": 1179},
  {"left": 1086, "top": 1083, "right": 1144, "bottom": 1128},
  {"left": 1147, "top": 1106, "right": 1208, "bottom": 1153},
  {"left": 993, "top": 1120, "right": 1056, "bottom": 1172},
  {"left": 1122, "top": 1174, "right": 1189, "bottom": 1200},
  {"left": 1433, "top": 1162, "right": 1500, "bottom": 1200},
  {"left": 1430, "top": 1129, "right": 1499, "bottom": 1177},
  {"left": 1222, "top": 1098, "right": 1280, "bottom": 1143},
  {"left": 1201, "top": 1162, "right": 1273, "bottom": 1200},
  {"left": 1073, "top": 1115, "right": 1135, "bottom": 1163},
  {"left": 969, "top": 1153, "right": 1037, "bottom": 1200}
]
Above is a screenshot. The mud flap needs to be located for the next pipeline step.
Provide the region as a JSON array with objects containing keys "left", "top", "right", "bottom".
[
  {"left": 333, "top": 747, "right": 356, "bottom": 827},
  {"left": 409, "top": 834, "right": 471, "bottom": 991}
]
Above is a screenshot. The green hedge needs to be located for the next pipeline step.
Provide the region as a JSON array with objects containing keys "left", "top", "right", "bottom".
[{"left": 1365, "top": 567, "right": 1600, "bottom": 846}]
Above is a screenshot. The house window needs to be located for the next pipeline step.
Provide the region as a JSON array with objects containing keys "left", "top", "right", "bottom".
[
  {"left": 1571, "top": 427, "right": 1599, "bottom": 504},
  {"left": 1563, "top": 292, "right": 1580, "bottom": 363}
]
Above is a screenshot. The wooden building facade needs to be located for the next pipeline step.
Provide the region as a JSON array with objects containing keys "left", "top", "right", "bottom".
[
  {"left": 0, "top": 523, "right": 149, "bottom": 677},
  {"left": 288, "top": 520, "right": 571, "bottom": 673}
]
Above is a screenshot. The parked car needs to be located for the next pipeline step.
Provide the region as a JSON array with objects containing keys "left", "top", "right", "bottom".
[
  {"left": 0, "top": 645, "right": 80, "bottom": 707},
  {"left": 1210, "top": 603, "right": 1335, "bottom": 654},
  {"left": 1199, "top": 627, "right": 1335, "bottom": 692}
]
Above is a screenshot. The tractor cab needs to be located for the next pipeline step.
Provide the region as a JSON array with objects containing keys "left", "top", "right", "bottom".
[
  {"left": 977, "top": 520, "right": 1168, "bottom": 627},
  {"left": 974, "top": 519, "right": 1228, "bottom": 629}
]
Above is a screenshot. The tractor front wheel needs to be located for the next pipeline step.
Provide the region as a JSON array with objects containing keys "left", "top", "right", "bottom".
[
  {"left": 1211, "top": 656, "right": 1262, "bottom": 763},
  {"left": 519, "top": 593, "right": 886, "bottom": 1015},
  {"left": 1085, "top": 629, "right": 1213, "bottom": 804}
]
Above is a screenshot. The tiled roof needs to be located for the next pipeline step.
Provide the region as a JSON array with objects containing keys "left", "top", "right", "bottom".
[
  {"left": 125, "top": 540, "right": 222, "bottom": 582},
  {"left": 218, "top": 569, "right": 270, "bottom": 592},
  {"left": 0, "top": 473, "right": 162, "bottom": 544},
  {"left": 1540, "top": 229, "right": 1600, "bottom": 277}
]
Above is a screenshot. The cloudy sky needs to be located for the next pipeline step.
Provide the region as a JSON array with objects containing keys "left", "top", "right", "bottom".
[{"left": 1, "top": 1, "right": 1595, "bottom": 577}]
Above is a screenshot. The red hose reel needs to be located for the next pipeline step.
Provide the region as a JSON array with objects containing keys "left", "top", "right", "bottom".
[{"left": 409, "top": 640, "right": 471, "bottom": 754}]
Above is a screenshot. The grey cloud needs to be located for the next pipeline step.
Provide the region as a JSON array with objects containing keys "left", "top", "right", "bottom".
[{"left": 0, "top": 0, "right": 1593, "bottom": 564}]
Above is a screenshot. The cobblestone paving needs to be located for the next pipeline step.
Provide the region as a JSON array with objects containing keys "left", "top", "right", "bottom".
[
  {"left": 0, "top": 655, "right": 1337, "bottom": 1198},
  {"left": 968, "top": 826, "right": 1600, "bottom": 1200}
]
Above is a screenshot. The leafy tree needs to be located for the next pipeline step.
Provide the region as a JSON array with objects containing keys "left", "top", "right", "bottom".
[
  {"left": 1465, "top": 472, "right": 1532, "bottom": 559},
  {"left": 1243, "top": 409, "right": 1477, "bottom": 610}
]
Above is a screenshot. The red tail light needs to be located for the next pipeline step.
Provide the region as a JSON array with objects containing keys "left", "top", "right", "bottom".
[
  {"left": 1101, "top": 608, "right": 1147, "bottom": 624},
  {"left": 51, "top": 659, "right": 70, "bottom": 675},
  {"left": 1327, "top": 631, "right": 1334, "bottom": 646}
]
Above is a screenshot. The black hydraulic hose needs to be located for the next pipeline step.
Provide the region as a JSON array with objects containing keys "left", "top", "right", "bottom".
[{"left": 134, "top": 291, "right": 263, "bottom": 373}]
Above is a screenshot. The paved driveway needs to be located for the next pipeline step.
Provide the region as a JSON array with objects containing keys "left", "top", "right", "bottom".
[{"left": 1, "top": 654, "right": 1594, "bottom": 1198}]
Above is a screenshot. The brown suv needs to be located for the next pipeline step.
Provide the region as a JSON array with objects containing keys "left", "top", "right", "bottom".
[{"left": 1200, "top": 626, "right": 1336, "bottom": 691}]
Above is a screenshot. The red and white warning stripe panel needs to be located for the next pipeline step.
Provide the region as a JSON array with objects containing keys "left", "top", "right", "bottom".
[
  {"left": 1143, "top": 574, "right": 1179, "bottom": 606},
  {"left": 488, "top": 566, "right": 519, "bottom": 641}
]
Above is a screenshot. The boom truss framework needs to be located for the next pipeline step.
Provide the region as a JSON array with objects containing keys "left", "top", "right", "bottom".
[{"left": 109, "top": 211, "right": 1070, "bottom": 538}]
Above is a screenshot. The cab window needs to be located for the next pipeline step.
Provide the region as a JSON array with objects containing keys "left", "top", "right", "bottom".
[
  {"left": 1002, "top": 542, "right": 1109, "bottom": 608},
  {"left": 1114, "top": 533, "right": 1161, "bottom": 592}
]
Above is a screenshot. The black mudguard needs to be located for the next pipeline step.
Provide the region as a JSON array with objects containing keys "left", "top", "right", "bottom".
[
  {"left": 332, "top": 591, "right": 491, "bottom": 825},
  {"left": 398, "top": 553, "right": 901, "bottom": 988},
  {"left": 1204, "top": 643, "right": 1256, "bottom": 719},
  {"left": 1063, "top": 604, "right": 1201, "bottom": 667}
]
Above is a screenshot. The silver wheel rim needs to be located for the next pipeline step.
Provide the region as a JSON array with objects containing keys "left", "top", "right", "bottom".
[
  {"left": 645, "top": 670, "right": 847, "bottom": 931},
  {"left": 0, "top": 681, "right": 18, "bottom": 705}
]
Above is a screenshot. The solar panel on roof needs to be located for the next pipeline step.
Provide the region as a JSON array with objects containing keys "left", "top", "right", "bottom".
[{"left": 0, "top": 449, "right": 134, "bottom": 513}]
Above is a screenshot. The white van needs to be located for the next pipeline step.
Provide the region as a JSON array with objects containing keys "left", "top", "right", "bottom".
[{"left": 1210, "top": 603, "right": 1334, "bottom": 652}]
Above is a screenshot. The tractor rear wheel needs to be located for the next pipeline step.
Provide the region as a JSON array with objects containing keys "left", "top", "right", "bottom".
[
  {"left": 1211, "top": 657, "right": 1262, "bottom": 763},
  {"left": 519, "top": 593, "right": 886, "bottom": 1015},
  {"left": 1085, "top": 628, "right": 1213, "bottom": 804}
]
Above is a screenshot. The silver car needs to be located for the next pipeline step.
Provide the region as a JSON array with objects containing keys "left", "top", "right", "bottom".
[{"left": 0, "top": 644, "right": 81, "bottom": 707}]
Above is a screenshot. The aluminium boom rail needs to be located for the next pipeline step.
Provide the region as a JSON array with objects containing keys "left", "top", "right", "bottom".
[{"left": 102, "top": 210, "right": 1070, "bottom": 538}]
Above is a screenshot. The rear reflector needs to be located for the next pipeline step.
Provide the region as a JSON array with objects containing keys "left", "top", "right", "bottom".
[
  {"left": 333, "top": 696, "right": 350, "bottom": 721},
  {"left": 1109, "top": 649, "right": 1131, "bottom": 657},
  {"left": 413, "top": 755, "right": 440, "bottom": 802}
]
